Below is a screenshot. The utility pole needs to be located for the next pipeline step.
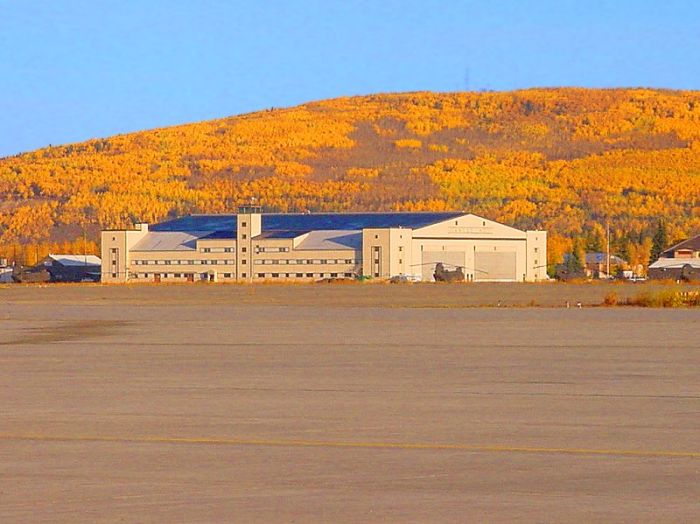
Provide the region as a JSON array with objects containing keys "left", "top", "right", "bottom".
[
  {"left": 606, "top": 221, "right": 611, "bottom": 279},
  {"left": 83, "top": 226, "right": 88, "bottom": 266}
]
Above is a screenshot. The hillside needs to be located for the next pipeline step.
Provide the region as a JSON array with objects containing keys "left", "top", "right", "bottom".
[{"left": 1, "top": 88, "right": 700, "bottom": 267}]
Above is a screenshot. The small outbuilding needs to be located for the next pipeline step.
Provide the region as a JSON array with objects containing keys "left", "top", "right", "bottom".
[{"left": 13, "top": 254, "right": 101, "bottom": 283}]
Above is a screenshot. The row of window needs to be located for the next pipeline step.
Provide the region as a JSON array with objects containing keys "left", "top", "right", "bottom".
[
  {"left": 258, "top": 272, "right": 354, "bottom": 279},
  {"left": 200, "top": 247, "right": 234, "bottom": 253},
  {"left": 256, "top": 246, "right": 290, "bottom": 253},
  {"left": 131, "top": 258, "right": 361, "bottom": 267},
  {"left": 130, "top": 272, "right": 354, "bottom": 280},
  {"left": 253, "top": 258, "right": 358, "bottom": 265},
  {"left": 132, "top": 273, "right": 237, "bottom": 279},
  {"left": 133, "top": 260, "right": 236, "bottom": 266}
]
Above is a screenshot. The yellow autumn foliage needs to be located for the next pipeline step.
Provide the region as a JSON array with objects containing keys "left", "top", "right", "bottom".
[{"left": 1, "top": 88, "right": 699, "bottom": 268}]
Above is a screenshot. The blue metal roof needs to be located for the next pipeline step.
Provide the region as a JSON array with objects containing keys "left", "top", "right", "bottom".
[
  {"left": 151, "top": 212, "right": 463, "bottom": 234},
  {"left": 200, "top": 230, "right": 236, "bottom": 240},
  {"left": 253, "top": 230, "right": 309, "bottom": 239}
]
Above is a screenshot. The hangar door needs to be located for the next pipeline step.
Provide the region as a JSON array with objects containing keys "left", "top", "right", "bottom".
[
  {"left": 474, "top": 251, "right": 517, "bottom": 281},
  {"left": 421, "top": 251, "right": 465, "bottom": 281}
]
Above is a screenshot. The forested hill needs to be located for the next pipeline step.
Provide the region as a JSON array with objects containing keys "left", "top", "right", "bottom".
[{"left": 1, "top": 88, "right": 700, "bottom": 266}]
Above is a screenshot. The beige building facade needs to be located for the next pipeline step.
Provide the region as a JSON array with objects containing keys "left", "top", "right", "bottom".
[{"left": 101, "top": 210, "right": 547, "bottom": 283}]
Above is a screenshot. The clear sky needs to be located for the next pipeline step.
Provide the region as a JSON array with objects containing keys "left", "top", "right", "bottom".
[{"left": 1, "top": 0, "right": 699, "bottom": 157}]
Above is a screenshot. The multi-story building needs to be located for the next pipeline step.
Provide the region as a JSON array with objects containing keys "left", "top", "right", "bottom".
[
  {"left": 648, "top": 233, "right": 700, "bottom": 280},
  {"left": 101, "top": 208, "right": 547, "bottom": 283}
]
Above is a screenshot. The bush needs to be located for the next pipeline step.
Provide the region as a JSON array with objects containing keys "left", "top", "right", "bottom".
[
  {"left": 603, "top": 292, "right": 618, "bottom": 306},
  {"left": 629, "top": 289, "right": 695, "bottom": 307}
]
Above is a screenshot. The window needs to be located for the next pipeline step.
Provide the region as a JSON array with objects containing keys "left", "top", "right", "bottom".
[
  {"left": 112, "top": 237, "right": 116, "bottom": 242},
  {"left": 398, "top": 246, "right": 403, "bottom": 252},
  {"left": 241, "top": 259, "right": 247, "bottom": 265},
  {"left": 345, "top": 273, "right": 353, "bottom": 277},
  {"left": 534, "top": 247, "right": 539, "bottom": 253},
  {"left": 399, "top": 259, "right": 402, "bottom": 264},
  {"left": 224, "top": 247, "right": 233, "bottom": 253},
  {"left": 165, "top": 260, "right": 171, "bottom": 265},
  {"left": 241, "top": 247, "right": 247, "bottom": 253},
  {"left": 296, "top": 273, "right": 303, "bottom": 277},
  {"left": 242, "top": 234, "right": 247, "bottom": 240},
  {"left": 112, "top": 273, "right": 117, "bottom": 278},
  {"left": 112, "top": 260, "right": 117, "bottom": 266},
  {"left": 242, "top": 273, "right": 247, "bottom": 278},
  {"left": 331, "top": 273, "right": 338, "bottom": 278},
  {"left": 241, "top": 221, "right": 247, "bottom": 227},
  {"left": 345, "top": 259, "right": 353, "bottom": 264},
  {"left": 306, "top": 273, "right": 313, "bottom": 277},
  {"left": 272, "top": 273, "right": 279, "bottom": 278},
  {"left": 224, "top": 273, "right": 232, "bottom": 278},
  {"left": 175, "top": 273, "right": 181, "bottom": 278},
  {"left": 320, "top": 259, "right": 328, "bottom": 264},
  {"left": 374, "top": 234, "right": 378, "bottom": 239},
  {"left": 201, "top": 248, "right": 211, "bottom": 253},
  {"left": 110, "top": 248, "right": 117, "bottom": 253},
  {"left": 258, "top": 273, "right": 265, "bottom": 278}
]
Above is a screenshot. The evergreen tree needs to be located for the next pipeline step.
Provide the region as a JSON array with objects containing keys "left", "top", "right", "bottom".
[
  {"left": 566, "top": 239, "right": 585, "bottom": 273},
  {"left": 649, "top": 220, "right": 669, "bottom": 265}
]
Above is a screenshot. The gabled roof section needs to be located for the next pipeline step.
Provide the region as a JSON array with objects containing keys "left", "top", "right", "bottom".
[
  {"left": 49, "top": 254, "right": 102, "bottom": 266},
  {"left": 295, "top": 230, "right": 362, "bottom": 251},
  {"left": 131, "top": 231, "right": 212, "bottom": 251},
  {"left": 150, "top": 212, "right": 465, "bottom": 234},
  {"left": 649, "top": 257, "right": 700, "bottom": 269},
  {"left": 662, "top": 233, "right": 700, "bottom": 256},
  {"left": 585, "top": 253, "right": 627, "bottom": 265},
  {"left": 413, "top": 213, "right": 526, "bottom": 238}
]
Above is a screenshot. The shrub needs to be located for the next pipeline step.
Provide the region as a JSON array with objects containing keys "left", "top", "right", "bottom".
[
  {"left": 629, "top": 289, "right": 695, "bottom": 307},
  {"left": 603, "top": 292, "right": 618, "bottom": 306}
]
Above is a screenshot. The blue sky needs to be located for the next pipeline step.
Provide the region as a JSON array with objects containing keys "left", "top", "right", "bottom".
[{"left": 1, "top": 0, "right": 699, "bottom": 157}]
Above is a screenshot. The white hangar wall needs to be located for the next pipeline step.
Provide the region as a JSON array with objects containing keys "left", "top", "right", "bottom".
[{"left": 409, "top": 214, "right": 546, "bottom": 282}]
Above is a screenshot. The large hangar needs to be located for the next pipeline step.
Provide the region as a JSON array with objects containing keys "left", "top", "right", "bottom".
[{"left": 101, "top": 208, "right": 547, "bottom": 283}]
